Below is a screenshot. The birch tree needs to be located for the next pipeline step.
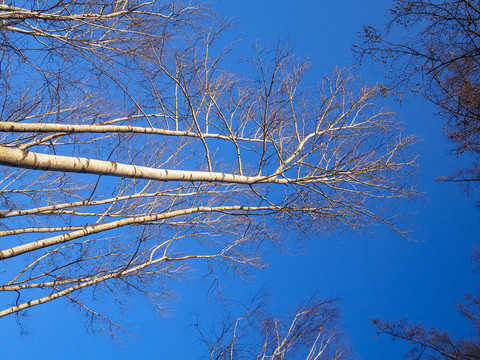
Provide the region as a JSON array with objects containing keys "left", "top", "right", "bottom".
[
  {"left": 0, "top": 0, "right": 415, "bottom": 333},
  {"left": 196, "top": 295, "right": 350, "bottom": 360}
]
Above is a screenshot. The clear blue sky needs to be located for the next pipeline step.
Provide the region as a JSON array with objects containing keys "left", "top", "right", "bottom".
[{"left": 1, "top": 1, "right": 479, "bottom": 359}]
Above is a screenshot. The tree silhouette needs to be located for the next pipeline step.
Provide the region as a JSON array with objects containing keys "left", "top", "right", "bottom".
[{"left": 356, "top": 0, "right": 480, "bottom": 198}]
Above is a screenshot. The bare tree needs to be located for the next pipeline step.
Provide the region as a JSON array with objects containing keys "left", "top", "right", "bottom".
[
  {"left": 0, "top": 0, "right": 415, "bottom": 333},
  {"left": 196, "top": 294, "right": 350, "bottom": 360},
  {"left": 372, "top": 308, "right": 480, "bottom": 360},
  {"left": 372, "top": 253, "right": 480, "bottom": 360},
  {"left": 356, "top": 0, "right": 480, "bottom": 196},
  {"left": 372, "top": 250, "right": 480, "bottom": 360}
]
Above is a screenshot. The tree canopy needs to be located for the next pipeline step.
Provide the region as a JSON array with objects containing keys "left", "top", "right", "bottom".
[
  {"left": 0, "top": 0, "right": 416, "bottom": 335},
  {"left": 356, "top": 0, "right": 480, "bottom": 197}
]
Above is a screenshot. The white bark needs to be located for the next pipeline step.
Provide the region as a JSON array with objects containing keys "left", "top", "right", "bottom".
[
  {"left": 0, "top": 205, "right": 285, "bottom": 260},
  {"left": 0, "top": 146, "right": 279, "bottom": 184},
  {"left": 0, "top": 0, "right": 416, "bottom": 331},
  {"left": 0, "top": 121, "right": 257, "bottom": 142}
]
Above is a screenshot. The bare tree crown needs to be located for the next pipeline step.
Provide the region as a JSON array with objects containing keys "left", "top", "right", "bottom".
[
  {"left": 356, "top": 0, "right": 480, "bottom": 194},
  {"left": 0, "top": 0, "right": 415, "bottom": 333}
]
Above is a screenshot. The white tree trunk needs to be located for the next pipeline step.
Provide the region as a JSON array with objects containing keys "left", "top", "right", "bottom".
[{"left": 0, "top": 146, "right": 280, "bottom": 184}]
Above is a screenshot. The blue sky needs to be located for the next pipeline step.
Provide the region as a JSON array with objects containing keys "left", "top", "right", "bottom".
[{"left": 1, "top": 1, "right": 479, "bottom": 359}]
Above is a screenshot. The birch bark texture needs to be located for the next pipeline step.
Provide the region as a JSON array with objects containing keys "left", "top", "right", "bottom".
[{"left": 0, "top": 0, "right": 415, "bottom": 333}]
